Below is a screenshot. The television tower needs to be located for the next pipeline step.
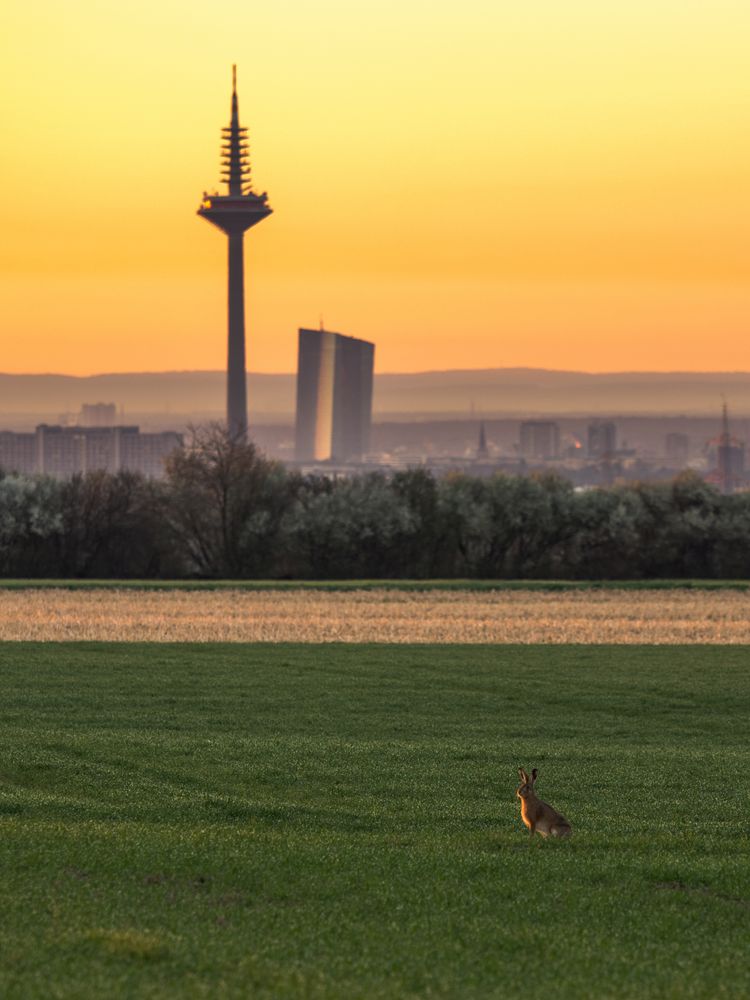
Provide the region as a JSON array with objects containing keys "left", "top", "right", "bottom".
[{"left": 198, "top": 67, "right": 272, "bottom": 440}]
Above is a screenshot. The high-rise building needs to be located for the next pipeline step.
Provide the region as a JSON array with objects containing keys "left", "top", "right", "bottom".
[
  {"left": 295, "top": 328, "right": 375, "bottom": 463},
  {"left": 519, "top": 420, "right": 559, "bottom": 460},
  {"left": 198, "top": 67, "right": 272, "bottom": 440},
  {"left": 587, "top": 420, "right": 617, "bottom": 459},
  {"left": 665, "top": 432, "right": 689, "bottom": 468}
]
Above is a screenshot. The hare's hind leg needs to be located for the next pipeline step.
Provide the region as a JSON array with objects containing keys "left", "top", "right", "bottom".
[{"left": 551, "top": 824, "right": 572, "bottom": 839}]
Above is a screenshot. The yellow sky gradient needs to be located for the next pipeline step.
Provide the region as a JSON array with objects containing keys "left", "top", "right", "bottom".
[{"left": 2, "top": 0, "right": 749, "bottom": 374}]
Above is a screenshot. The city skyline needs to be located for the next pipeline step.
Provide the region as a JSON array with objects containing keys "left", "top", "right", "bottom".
[{"left": 2, "top": 1, "right": 750, "bottom": 376}]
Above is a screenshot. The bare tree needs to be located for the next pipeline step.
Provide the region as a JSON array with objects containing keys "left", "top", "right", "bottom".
[{"left": 164, "top": 423, "right": 290, "bottom": 577}]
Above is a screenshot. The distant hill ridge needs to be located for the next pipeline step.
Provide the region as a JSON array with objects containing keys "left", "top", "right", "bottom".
[{"left": 0, "top": 369, "right": 748, "bottom": 418}]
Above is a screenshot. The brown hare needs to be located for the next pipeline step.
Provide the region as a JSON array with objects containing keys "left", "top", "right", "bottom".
[{"left": 516, "top": 767, "right": 572, "bottom": 839}]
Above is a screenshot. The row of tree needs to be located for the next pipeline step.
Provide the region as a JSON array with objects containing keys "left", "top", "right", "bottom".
[{"left": 1, "top": 424, "right": 748, "bottom": 579}]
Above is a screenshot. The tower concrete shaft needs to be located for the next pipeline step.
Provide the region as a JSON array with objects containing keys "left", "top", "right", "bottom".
[
  {"left": 197, "top": 66, "right": 272, "bottom": 440},
  {"left": 227, "top": 233, "right": 247, "bottom": 438}
]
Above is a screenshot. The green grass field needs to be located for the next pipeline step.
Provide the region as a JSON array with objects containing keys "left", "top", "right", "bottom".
[{"left": 0, "top": 643, "right": 749, "bottom": 999}]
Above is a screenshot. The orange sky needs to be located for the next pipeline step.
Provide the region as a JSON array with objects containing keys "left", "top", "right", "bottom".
[{"left": 2, "top": 1, "right": 749, "bottom": 375}]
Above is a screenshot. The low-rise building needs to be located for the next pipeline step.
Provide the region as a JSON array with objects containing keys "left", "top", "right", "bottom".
[
  {"left": 80, "top": 402, "right": 117, "bottom": 427},
  {"left": 0, "top": 425, "right": 182, "bottom": 479}
]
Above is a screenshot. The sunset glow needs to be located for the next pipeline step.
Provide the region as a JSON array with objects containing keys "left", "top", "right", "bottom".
[{"left": 2, "top": 0, "right": 749, "bottom": 374}]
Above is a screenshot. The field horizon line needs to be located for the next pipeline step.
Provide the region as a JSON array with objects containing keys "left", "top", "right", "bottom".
[{"left": 0, "top": 578, "right": 748, "bottom": 592}]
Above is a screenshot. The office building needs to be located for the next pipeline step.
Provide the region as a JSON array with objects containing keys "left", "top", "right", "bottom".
[
  {"left": 665, "top": 432, "right": 689, "bottom": 467},
  {"left": 588, "top": 420, "right": 617, "bottom": 459},
  {"left": 295, "top": 328, "right": 375, "bottom": 462},
  {"left": 519, "top": 420, "right": 559, "bottom": 460},
  {"left": 0, "top": 426, "right": 182, "bottom": 479},
  {"left": 80, "top": 402, "right": 117, "bottom": 427},
  {"left": 0, "top": 432, "right": 36, "bottom": 476}
]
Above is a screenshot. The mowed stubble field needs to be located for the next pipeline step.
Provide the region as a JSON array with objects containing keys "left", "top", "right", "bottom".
[
  {"left": 1, "top": 587, "right": 750, "bottom": 642},
  {"left": 0, "top": 641, "right": 749, "bottom": 999}
]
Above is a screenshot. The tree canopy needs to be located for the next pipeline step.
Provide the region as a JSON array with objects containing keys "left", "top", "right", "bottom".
[{"left": 0, "top": 429, "right": 747, "bottom": 580}]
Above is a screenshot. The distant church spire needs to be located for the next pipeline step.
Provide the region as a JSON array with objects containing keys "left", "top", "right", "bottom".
[{"left": 477, "top": 419, "right": 489, "bottom": 460}]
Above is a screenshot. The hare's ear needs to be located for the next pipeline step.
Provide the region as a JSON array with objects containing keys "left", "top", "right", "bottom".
[
  {"left": 518, "top": 768, "right": 528, "bottom": 783},
  {"left": 531, "top": 768, "right": 538, "bottom": 784}
]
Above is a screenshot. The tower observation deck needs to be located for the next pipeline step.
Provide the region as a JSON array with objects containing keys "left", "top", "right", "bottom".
[{"left": 198, "top": 66, "right": 272, "bottom": 440}]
